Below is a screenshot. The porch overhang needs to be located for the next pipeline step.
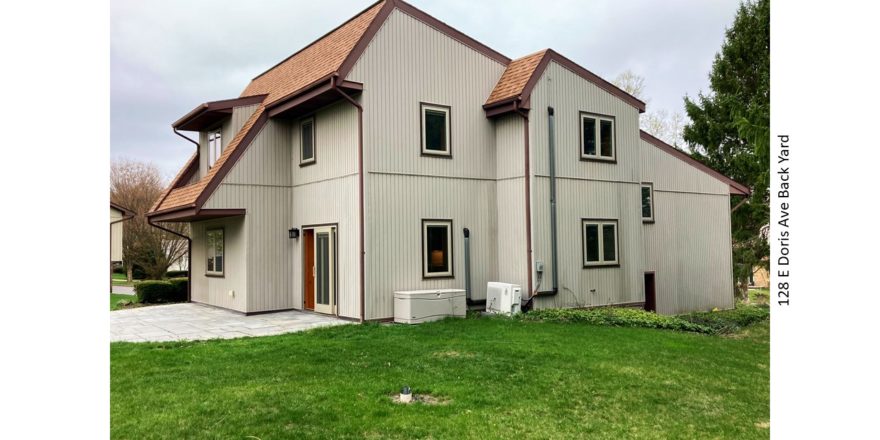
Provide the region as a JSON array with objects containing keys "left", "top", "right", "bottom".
[
  {"left": 147, "top": 207, "right": 246, "bottom": 223},
  {"left": 173, "top": 95, "right": 267, "bottom": 131}
]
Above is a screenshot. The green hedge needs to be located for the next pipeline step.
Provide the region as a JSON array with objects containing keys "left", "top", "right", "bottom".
[
  {"left": 166, "top": 270, "right": 188, "bottom": 278},
  {"left": 520, "top": 303, "right": 769, "bottom": 335},
  {"left": 135, "top": 278, "right": 188, "bottom": 304},
  {"left": 678, "top": 303, "right": 770, "bottom": 334},
  {"left": 520, "top": 307, "right": 713, "bottom": 333}
]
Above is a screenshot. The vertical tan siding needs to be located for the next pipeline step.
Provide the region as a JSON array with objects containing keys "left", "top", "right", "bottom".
[
  {"left": 110, "top": 207, "right": 124, "bottom": 262},
  {"left": 640, "top": 139, "right": 734, "bottom": 314},
  {"left": 190, "top": 216, "right": 248, "bottom": 312},
  {"left": 366, "top": 175, "right": 497, "bottom": 318},
  {"left": 203, "top": 107, "right": 295, "bottom": 313},
  {"left": 289, "top": 101, "right": 361, "bottom": 319},
  {"left": 495, "top": 115, "right": 528, "bottom": 290},
  {"left": 346, "top": 8, "right": 507, "bottom": 319},
  {"left": 529, "top": 61, "right": 645, "bottom": 309}
]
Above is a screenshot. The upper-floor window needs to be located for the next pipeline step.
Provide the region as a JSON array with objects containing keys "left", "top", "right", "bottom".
[
  {"left": 300, "top": 117, "right": 316, "bottom": 165},
  {"left": 422, "top": 219, "right": 453, "bottom": 278},
  {"left": 421, "top": 103, "right": 451, "bottom": 157},
  {"left": 582, "top": 219, "right": 618, "bottom": 267},
  {"left": 580, "top": 112, "right": 615, "bottom": 161},
  {"left": 641, "top": 183, "right": 654, "bottom": 222},
  {"left": 207, "top": 128, "right": 222, "bottom": 168}
]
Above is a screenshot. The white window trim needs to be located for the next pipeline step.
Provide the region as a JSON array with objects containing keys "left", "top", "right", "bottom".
[
  {"left": 206, "top": 228, "right": 225, "bottom": 277},
  {"left": 582, "top": 219, "right": 619, "bottom": 267},
  {"left": 207, "top": 128, "right": 222, "bottom": 169},
  {"left": 420, "top": 104, "right": 451, "bottom": 156},
  {"left": 300, "top": 117, "right": 316, "bottom": 165},
  {"left": 422, "top": 219, "right": 453, "bottom": 278},
  {"left": 580, "top": 113, "right": 615, "bottom": 161},
  {"left": 641, "top": 183, "right": 655, "bottom": 222}
]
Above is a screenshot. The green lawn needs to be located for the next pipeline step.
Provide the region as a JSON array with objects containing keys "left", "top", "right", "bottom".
[
  {"left": 112, "top": 273, "right": 139, "bottom": 287},
  {"left": 749, "top": 288, "right": 770, "bottom": 304},
  {"left": 110, "top": 293, "right": 138, "bottom": 311},
  {"left": 111, "top": 316, "right": 769, "bottom": 439}
]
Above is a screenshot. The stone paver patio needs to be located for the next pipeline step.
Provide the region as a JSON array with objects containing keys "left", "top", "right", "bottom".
[{"left": 111, "top": 303, "right": 350, "bottom": 342}]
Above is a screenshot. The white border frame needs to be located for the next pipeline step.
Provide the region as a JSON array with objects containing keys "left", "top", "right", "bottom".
[
  {"left": 421, "top": 104, "right": 451, "bottom": 156},
  {"left": 300, "top": 117, "right": 316, "bottom": 165},
  {"left": 582, "top": 220, "right": 619, "bottom": 266},
  {"left": 422, "top": 219, "right": 453, "bottom": 278},
  {"left": 580, "top": 113, "right": 615, "bottom": 161}
]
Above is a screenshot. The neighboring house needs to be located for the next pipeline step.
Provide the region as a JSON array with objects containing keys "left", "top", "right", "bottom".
[
  {"left": 110, "top": 202, "right": 134, "bottom": 264},
  {"left": 147, "top": 0, "right": 749, "bottom": 319}
]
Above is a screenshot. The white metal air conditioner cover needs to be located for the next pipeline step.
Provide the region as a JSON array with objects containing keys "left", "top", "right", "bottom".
[{"left": 486, "top": 282, "right": 522, "bottom": 316}]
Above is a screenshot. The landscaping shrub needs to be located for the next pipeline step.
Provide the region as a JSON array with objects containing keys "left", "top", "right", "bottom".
[
  {"left": 520, "top": 307, "right": 713, "bottom": 334},
  {"left": 678, "top": 303, "right": 770, "bottom": 334},
  {"left": 165, "top": 270, "right": 188, "bottom": 278},
  {"left": 135, "top": 280, "right": 186, "bottom": 304},
  {"left": 168, "top": 277, "right": 189, "bottom": 301},
  {"left": 520, "top": 303, "right": 770, "bottom": 335}
]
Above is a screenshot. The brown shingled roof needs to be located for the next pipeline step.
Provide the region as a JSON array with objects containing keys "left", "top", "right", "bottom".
[
  {"left": 241, "top": 0, "right": 387, "bottom": 105},
  {"left": 151, "top": 1, "right": 389, "bottom": 215},
  {"left": 484, "top": 49, "right": 646, "bottom": 115},
  {"left": 485, "top": 50, "right": 547, "bottom": 106}
]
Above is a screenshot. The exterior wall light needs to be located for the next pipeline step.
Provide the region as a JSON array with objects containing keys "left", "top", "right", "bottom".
[{"left": 288, "top": 228, "right": 300, "bottom": 239}]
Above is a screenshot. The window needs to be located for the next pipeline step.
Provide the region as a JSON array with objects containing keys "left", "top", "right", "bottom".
[
  {"left": 421, "top": 103, "right": 451, "bottom": 156},
  {"left": 422, "top": 219, "right": 453, "bottom": 278},
  {"left": 207, "top": 128, "right": 222, "bottom": 168},
  {"left": 580, "top": 113, "right": 615, "bottom": 161},
  {"left": 582, "top": 219, "right": 618, "bottom": 267},
  {"left": 641, "top": 183, "right": 654, "bottom": 222},
  {"left": 300, "top": 117, "right": 315, "bottom": 165},
  {"left": 206, "top": 229, "right": 224, "bottom": 276}
]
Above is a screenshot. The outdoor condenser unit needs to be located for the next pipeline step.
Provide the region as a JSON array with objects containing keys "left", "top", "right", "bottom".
[{"left": 486, "top": 282, "right": 522, "bottom": 316}]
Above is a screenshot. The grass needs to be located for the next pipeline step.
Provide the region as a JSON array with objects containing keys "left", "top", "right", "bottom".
[
  {"left": 112, "top": 273, "right": 139, "bottom": 287},
  {"left": 110, "top": 293, "right": 138, "bottom": 311},
  {"left": 749, "top": 288, "right": 770, "bottom": 304},
  {"left": 111, "top": 313, "right": 769, "bottom": 439}
]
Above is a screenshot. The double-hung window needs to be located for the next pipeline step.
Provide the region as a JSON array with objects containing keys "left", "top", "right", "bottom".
[
  {"left": 207, "top": 128, "right": 222, "bottom": 168},
  {"left": 421, "top": 103, "right": 451, "bottom": 157},
  {"left": 582, "top": 219, "right": 618, "bottom": 267},
  {"left": 206, "top": 229, "right": 224, "bottom": 276},
  {"left": 580, "top": 112, "right": 615, "bottom": 161},
  {"left": 300, "top": 117, "right": 316, "bottom": 165},
  {"left": 422, "top": 219, "right": 453, "bottom": 278},
  {"left": 641, "top": 183, "right": 654, "bottom": 222}
]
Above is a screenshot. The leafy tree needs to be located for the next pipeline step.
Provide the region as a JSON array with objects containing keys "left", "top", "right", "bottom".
[
  {"left": 613, "top": 70, "right": 687, "bottom": 148},
  {"left": 111, "top": 159, "right": 189, "bottom": 280},
  {"left": 682, "top": 0, "right": 770, "bottom": 300}
]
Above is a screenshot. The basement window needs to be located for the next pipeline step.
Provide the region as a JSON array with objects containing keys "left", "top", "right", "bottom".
[
  {"left": 207, "top": 128, "right": 222, "bottom": 168},
  {"left": 421, "top": 103, "right": 451, "bottom": 156},
  {"left": 206, "top": 229, "right": 224, "bottom": 277},
  {"left": 422, "top": 219, "right": 453, "bottom": 278},
  {"left": 641, "top": 183, "right": 654, "bottom": 222},
  {"left": 580, "top": 113, "right": 615, "bottom": 161},
  {"left": 300, "top": 117, "right": 315, "bottom": 165},
  {"left": 582, "top": 220, "right": 618, "bottom": 267}
]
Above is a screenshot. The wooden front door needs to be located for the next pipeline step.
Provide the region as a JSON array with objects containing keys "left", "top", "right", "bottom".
[
  {"left": 644, "top": 272, "right": 656, "bottom": 312},
  {"left": 304, "top": 229, "right": 315, "bottom": 310}
]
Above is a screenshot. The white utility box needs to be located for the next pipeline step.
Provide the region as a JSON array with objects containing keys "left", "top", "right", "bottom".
[
  {"left": 393, "top": 289, "right": 466, "bottom": 324},
  {"left": 486, "top": 282, "right": 522, "bottom": 316}
]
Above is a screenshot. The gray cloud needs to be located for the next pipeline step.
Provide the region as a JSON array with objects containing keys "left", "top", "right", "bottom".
[{"left": 111, "top": 0, "right": 739, "bottom": 179}]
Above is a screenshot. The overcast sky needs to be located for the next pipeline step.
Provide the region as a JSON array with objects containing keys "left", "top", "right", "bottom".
[{"left": 111, "top": 0, "right": 741, "bottom": 179}]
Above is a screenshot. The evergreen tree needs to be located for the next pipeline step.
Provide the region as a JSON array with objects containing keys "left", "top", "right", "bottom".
[{"left": 683, "top": 0, "right": 770, "bottom": 300}]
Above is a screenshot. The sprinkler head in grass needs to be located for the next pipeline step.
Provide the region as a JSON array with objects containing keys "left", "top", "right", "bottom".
[{"left": 400, "top": 386, "right": 412, "bottom": 403}]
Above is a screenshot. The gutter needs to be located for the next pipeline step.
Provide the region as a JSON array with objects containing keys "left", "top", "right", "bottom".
[
  {"left": 331, "top": 75, "right": 366, "bottom": 323},
  {"left": 147, "top": 218, "right": 193, "bottom": 302},
  {"left": 532, "top": 106, "right": 559, "bottom": 298}
]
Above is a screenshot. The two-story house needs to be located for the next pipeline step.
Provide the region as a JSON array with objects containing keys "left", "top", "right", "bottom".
[{"left": 147, "top": 0, "right": 749, "bottom": 320}]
